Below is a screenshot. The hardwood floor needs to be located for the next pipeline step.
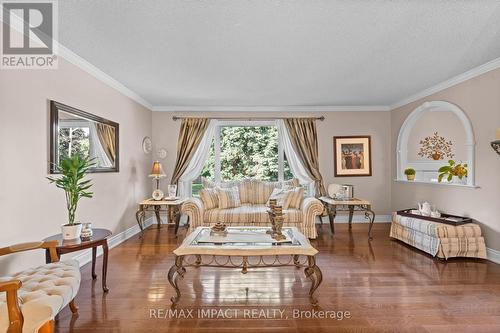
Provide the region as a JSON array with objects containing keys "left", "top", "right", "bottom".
[{"left": 54, "top": 223, "right": 500, "bottom": 333}]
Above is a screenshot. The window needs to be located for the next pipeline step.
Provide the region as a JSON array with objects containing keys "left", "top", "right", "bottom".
[{"left": 192, "top": 121, "right": 294, "bottom": 196}]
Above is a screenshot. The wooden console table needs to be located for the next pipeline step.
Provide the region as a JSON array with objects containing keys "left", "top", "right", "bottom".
[
  {"left": 319, "top": 197, "right": 375, "bottom": 239},
  {"left": 136, "top": 198, "right": 186, "bottom": 234},
  {"left": 43, "top": 228, "right": 112, "bottom": 292}
]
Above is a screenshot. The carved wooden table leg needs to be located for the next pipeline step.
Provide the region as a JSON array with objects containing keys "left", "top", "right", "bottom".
[
  {"left": 154, "top": 205, "right": 162, "bottom": 228},
  {"left": 304, "top": 256, "right": 323, "bottom": 306},
  {"left": 174, "top": 206, "right": 182, "bottom": 235},
  {"left": 348, "top": 206, "right": 354, "bottom": 230},
  {"left": 135, "top": 205, "right": 145, "bottom": 232},
  {"left": 168, "top": 255, "right": 185, "bottom": 306},
  {"left": 365, "top": 205, "right": 376, "bottom": 240},
  {"left": 92, "top": 247, "right": 97, "bottom": 279},
  {"left": 102, "top": 241, "right": 109, "bottom": 292},
  {"left": 327, "top": 204, "right": 337, "bottom": 234}
]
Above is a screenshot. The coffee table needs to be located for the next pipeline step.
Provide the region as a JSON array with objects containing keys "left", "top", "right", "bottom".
[{"left": 167, "top": 226, "right": 322, "bottom": 306}]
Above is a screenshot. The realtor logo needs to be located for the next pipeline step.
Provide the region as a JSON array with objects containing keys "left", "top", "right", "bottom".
[{"left": 1, "top": 0, "right": 58, "bottom": 69}]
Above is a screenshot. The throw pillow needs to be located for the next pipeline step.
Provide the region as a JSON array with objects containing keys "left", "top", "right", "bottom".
[
  {"left": 199, "top": 188, "right": 219, "bottom": 210},
  {"left": 266, "top": 187, "right": 291, "bottom": 207},
  {"left": 283, "top": 187, "right": 305, "bottom": 209},
  {"left": 216, "top": 186, "right": 242, "bottom": 209}
]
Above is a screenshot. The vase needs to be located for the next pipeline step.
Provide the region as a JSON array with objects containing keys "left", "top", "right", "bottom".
[
  {"left": 406, "top": 174, "right": 415, "bottom": 181},
  {"left": 431, "top": 153, "right": 441, "bottom": 160},
  {"left": 61, "top": 223, "right": 83, "bottom": 240}
]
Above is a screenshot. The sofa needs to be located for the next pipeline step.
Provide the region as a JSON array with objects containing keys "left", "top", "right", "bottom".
[
  {"left": 0, "top": 241, "right": 80, "bottom": 333},
  {"left": 182, "top": 178, "right": 324, "bottom": 239}
]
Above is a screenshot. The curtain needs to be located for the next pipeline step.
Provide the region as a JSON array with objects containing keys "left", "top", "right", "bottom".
[
  {"left": 284, "top": 118, "right": 326, "bottom": 197},
  {"left": 95, "top": 123, "right": 116, "bottom": 164},
  {"left": 277, "top": 120, "right": 315, "bottom": 195},
  {"left": 171, "top": 118, "right": 212, "bottom": 197},
  {"left": 89, "top": 122, "right": 112, "bottom": 167}
]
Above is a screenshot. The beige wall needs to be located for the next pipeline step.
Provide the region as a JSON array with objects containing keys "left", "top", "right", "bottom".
[
  {"left": 152, "top": 111, "right": 392, "bottom": 215},
  {"left": 391, "top": 68, "right": 500, "bottom": 251},
  {"left": 0, "top": 58, "right": 152, "bottom": 275}
]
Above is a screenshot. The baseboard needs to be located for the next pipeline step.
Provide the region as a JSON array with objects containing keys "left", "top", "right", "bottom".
[
  {"left": 487, "top": 247, "right": 500, "bottom": 264},
  {"left": 317, "top": 214, "right": 391, "bottom": 224},
  {"left": 71, "top": 217, "right": 154, "bottom": 267}
]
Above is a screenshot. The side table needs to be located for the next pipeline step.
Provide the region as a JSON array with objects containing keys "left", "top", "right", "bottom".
[
  {"left": 135, "top": 198, "right": 187, "bottom": 234},
  {"left": 319, "top": 197, "right": 376, "bottom": 239},
  {"left": 43, "top": 228, "right": 112, "bottom": 292}
]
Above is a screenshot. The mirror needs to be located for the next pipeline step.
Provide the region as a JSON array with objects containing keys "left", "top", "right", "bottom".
[{"left": 50, "top": 101, "right": 119, "bottom": 173}]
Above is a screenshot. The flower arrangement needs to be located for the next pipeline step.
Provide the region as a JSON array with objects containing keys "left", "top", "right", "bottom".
[
  {"left": 438, "top": 160, "right": 468, "bottom": 183},
  {"left": 418, "top": 132, "right": 454, "bottom": 160}
]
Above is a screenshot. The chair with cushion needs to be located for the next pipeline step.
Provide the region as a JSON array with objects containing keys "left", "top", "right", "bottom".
[
  {"left": 0, "top": 241, "right": 80, "bottom": 333},
  {"left": 182, "top": 178, "right": 324, "bottom": 239}
]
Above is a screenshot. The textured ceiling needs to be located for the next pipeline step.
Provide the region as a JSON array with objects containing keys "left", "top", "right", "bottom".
[{"left": 58, "top": 0, "right": 500, "bottom": 107}]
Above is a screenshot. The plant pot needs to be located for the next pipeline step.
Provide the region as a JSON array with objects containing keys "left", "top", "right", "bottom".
[
  {"left": 431, "top": 153, "right": 441, "bottom": 160},
  {"left": 61, "top": 223, "right": 83, "bottom": 240},
  {"left": 406, "top": 174, "right": 415, "bottom": 181}
]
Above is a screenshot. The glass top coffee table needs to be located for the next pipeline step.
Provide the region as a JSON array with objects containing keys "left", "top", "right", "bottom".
[{"left": 168, "top": 226, "right": 322, "bottom": 306}]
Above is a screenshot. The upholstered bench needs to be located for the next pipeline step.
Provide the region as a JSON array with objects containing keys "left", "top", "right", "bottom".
[
  {"left": 0, "top": 241, "right": 80, "bottom": 333},
  {"left": 390, "top": 213, "right": 487, "bottom": 259}
]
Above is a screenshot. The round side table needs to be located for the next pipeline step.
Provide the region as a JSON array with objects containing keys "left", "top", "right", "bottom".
[{"left": 43, "top": 228, "right": 112, "bottom": 292}]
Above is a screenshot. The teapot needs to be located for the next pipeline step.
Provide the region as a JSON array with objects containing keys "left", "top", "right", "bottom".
[{"left": 418, "top": 202, "right": 432, "bottom": 216}]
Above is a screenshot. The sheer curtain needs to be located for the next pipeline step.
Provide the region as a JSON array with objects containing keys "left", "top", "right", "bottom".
[
  {"left": 89, "top": 122, "right": 113, "bottom": 168},
  {"left": 177, "top": 120, "right": 217, "bottom": 198},
  {"left": 277, "top": 120, "right": 315, "bottom": 196}
]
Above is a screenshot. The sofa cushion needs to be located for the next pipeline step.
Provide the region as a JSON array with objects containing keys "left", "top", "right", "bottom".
[
  {"left": 283, "top": 187, "right": 305, "bottom": 209},
  {"left": 216, "top": 186, "right": 241, "bottom": 209},
  {"left": 0, "top": 260, "right": 81, "bottom": 333},
  {"left": 199, "top": 188, "right": 219, "bottom": 209},
  {"left": 204, "top": 204, "right": 302, "bottom": 224}
]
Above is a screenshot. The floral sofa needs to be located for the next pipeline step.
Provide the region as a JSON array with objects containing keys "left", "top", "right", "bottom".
[{"left": 182, "top": 178, "right": 324, "bottom": 239}]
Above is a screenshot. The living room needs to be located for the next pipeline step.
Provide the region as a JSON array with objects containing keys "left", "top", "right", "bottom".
[{"left": 1, "top": 1, "right": 500, "bottom": 333}]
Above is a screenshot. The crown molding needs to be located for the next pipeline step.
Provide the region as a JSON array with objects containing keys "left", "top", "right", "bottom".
[
  {"left": 390, "top": 56, "right": 500, "bottom": 110},
  {"left": 57, "top": 45, "right": 153, "bottom": 110},
  {"left": 1, "top": 12, "right": 153, "bottom": 110},
  {"left": 152, "top": 105, "right": 391, "bottom": 112}
]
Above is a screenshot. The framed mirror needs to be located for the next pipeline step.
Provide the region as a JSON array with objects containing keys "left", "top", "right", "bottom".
[{"left": 49, "top": 101, "right": 119, "bottom": 173}]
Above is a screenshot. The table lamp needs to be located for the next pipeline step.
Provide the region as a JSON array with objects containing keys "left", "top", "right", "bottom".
[{"left": 149, "top": 161, "right": 166, "bottom": 200}]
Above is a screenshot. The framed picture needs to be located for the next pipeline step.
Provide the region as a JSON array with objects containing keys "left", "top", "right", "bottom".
[{"left": 334, "top": 136, "right": 372, "bottom": 177}]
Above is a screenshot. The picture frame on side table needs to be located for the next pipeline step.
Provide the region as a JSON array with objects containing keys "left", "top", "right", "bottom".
[{"left": 334, "top": 136, "right": 372, "bottom": 177}]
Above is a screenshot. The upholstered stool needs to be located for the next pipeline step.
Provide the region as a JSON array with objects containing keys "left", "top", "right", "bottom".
[
  {"left": 0, "top": 241, "right": 80, "bottom": 333},
  {"left": 390, "top": 213, "right": 487, "bottom": 259}
]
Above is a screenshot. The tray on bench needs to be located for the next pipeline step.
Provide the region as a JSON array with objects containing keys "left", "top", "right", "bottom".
[{"left": 396, "top": 208, "right": 473, "bottom": 226}]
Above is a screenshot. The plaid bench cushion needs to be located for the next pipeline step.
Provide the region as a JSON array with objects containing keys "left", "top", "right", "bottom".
[{"left": 391, "top": 213, "right": 487, "bottom": 259}]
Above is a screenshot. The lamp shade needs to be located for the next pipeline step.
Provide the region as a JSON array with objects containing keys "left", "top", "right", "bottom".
[{"left": 149, "top": 161, "right": 166, "bottom": 178}]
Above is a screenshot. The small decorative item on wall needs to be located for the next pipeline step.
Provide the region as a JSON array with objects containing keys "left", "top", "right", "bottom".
[
  {"left": 404, "top": 168, "right": 416, "bottom": 181},
  {"left": 334, "top": 136, "right": 372, "bottom": 177},
  {"left": 157, "top": 148, "right": 168, "bottom": 160},
  {"left": 438, "top": 159, "right": 468, "bottom": 183},
  {"left": 142, "top": 136, "right": 152, "bottom": 154},
  {"left": 491, "top": 128, "right": 500, "bottom": 155},
  {"left": 418, "top": 132, "right": 454, "bottom": 160}
]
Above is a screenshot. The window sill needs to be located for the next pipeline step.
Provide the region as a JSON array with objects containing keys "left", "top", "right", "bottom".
[{"left": 394, "top": 179, "right": 480, "bottom": 188}]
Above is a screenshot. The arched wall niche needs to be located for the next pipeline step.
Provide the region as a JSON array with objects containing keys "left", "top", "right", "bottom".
[{"left": 396, "top": 100, "right": 475, "bottom": 187}]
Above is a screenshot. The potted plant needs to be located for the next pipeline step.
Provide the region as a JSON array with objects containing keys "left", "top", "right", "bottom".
[
  {"left": 438, "top": 160, "right": 468, "bottom": 183},
  {"left": 404, "top": 168, "right": 416, "bottom": 181},
  {"left": 47, "top": 155, "right": 94, "bottom": 240}
]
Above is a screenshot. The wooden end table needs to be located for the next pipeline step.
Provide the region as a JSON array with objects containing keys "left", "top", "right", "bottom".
[
  {"left": 43, "top": 228, "right": 112, "bottom": 292},
  {"left": 319, "top": 197, "right": 376, "bottom": 239},
  {"left": 136, "top": 198, "right": 187, "bottom": 234}
]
